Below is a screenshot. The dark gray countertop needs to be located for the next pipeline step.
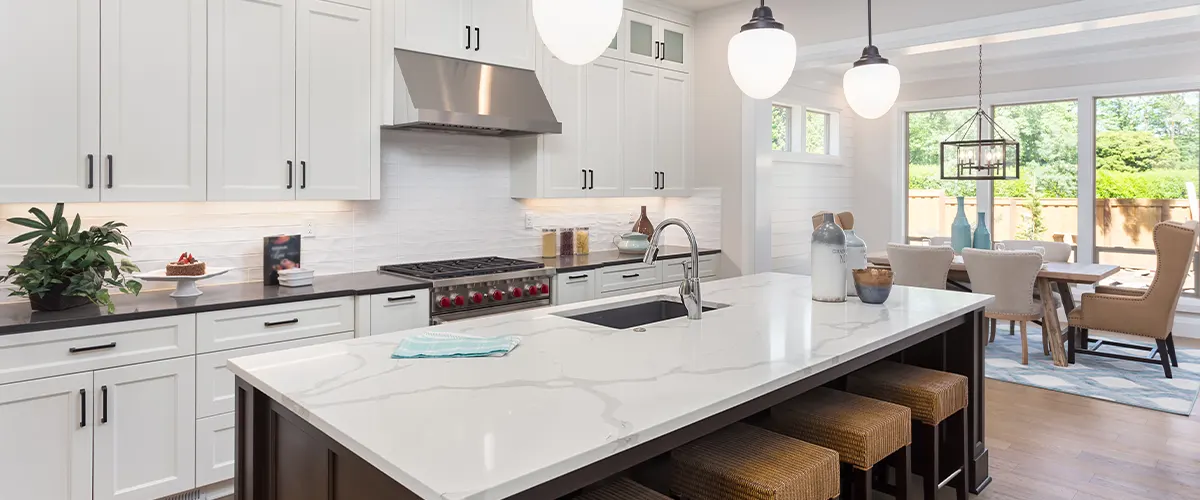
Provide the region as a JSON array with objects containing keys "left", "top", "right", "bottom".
[
  {"left": 529, "top": 246, "right": 721, "bottom": 272},
  {"left": 0, "top": 271, "right": 431, "bottom": 337}
]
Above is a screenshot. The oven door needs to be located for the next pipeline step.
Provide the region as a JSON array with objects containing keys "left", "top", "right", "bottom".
[{"left": 431, "top": 299, "right": 551, "bottom": 324}]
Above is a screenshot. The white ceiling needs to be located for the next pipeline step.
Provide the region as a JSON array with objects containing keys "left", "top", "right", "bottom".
[{"left": 658, "top": 0, "right": 741, "bottom": 11}]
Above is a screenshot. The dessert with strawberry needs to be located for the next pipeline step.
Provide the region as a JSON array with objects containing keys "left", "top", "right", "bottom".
[{"left": 166, "top": 252, "right": 206, "bottom": 276}]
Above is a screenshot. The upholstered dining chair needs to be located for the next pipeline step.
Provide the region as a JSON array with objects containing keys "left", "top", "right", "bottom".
[
  {"left": 962, "top": 248, "right": 1046, "bottom": 365},
  {"left": 924, "top": 236, "right": 952, "bottom": 248},
  {"left": 1067, "top": 221, "right": 1199, "bottom": 378},
  {"left": 887, "top": 244, "right": 955, "bottom": 290},
  {"left": 995, "top": 240, "right": 1073, "bottom": 262}
]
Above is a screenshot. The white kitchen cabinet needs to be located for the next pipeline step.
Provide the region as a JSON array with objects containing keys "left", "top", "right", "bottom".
[
  {"left": 623, "top": 62, "right": 659, "bottom": 197},
  {"left": 195, "top": 412, "right": 236, "bottom": 488},
  {"left": 92, "top": 357, "right": 196, "bottom": 500},
  {"left": 361, "top": 292, "right": 432, "bottom": 336},
  {"left": 656, "top": 69, "right": 691, "bottom": 196},
  {"left": 538, "top": 52, "right": 587, "bottom": 198},
  {"left": 0, "top": 373, "right": 93, "bottom": 500},
  {"left": 622, "top": 10, "right": 691, "bottom": 73},
  {"left": 553, "top": 270, "right": 597, "bottom": 305},
  {"left": 394, "top": 0, "right": 533, "bottom": 70},
  {"left": 657, "top": 19, "right": 691, "bottom": 73},
  {"left": 584, "top": 57, "right": 625, "bottom": 197},
  {"left": 100, "top": 0, "right": 207, "bottom": 202},
  {"left": 0, "top": 0, "right": 100, "bottom": 203},
  {"left": 296, "top": 0, "right": 374, "bottom": 200}
]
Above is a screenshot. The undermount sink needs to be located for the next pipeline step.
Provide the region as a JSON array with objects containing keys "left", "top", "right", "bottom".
[{"left": 557, "top": 296, "right": 729, "bottom": 330}]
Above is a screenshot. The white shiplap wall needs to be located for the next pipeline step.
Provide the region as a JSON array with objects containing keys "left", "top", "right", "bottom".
[
  {"left": 0, "top": 132, "right": 721, "bottom": 298},
  {"left": 770, "top": 79, "right": 857, "bottom": 275}
]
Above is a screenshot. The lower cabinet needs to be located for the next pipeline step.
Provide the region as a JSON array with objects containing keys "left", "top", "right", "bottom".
[
  {"left": 0, "top": 372, "right": 94, "bottom": 500},
  {"left": 196, "top": 412, "right": 236, "bottom": 488},
  {"left": 93, "top": 357, "right": 196, "bottom": 500},
  {"left": 553, "top": 270, "right": 597, "bottom": 305},
  {"left": 356, "top": 292, "right": 431, "bottom": 337}
]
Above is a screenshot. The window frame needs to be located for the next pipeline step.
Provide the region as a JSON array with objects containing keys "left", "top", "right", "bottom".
[
  {"left": 771, "top": 104, "right": 794, "bottom": 153},
  {"left": 772, "top": 103, "right": 843, "bottom": 164},
  {"left": 805, "top": 109, "right": 832, "bottom": 155}
]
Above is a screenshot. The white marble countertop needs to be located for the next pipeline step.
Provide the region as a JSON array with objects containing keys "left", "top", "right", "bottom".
[{"left": 228, "top": 272, "right": 993, "bottom": 500}]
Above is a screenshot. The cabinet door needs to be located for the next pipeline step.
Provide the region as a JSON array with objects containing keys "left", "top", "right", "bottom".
[
  {"left": 540, "top": 52, "right": 587, "bottom": 198},
  {"left": 623, "top": 63, "right": 658, "bottom": 196},
  {"left": 603, "top": 11, "right": 626, "bottom": 60},
  {"left": 657, "top": 19, "right": 691, "bottom": 73},
  {"left": 100, "top": 0, "right": 207, "bottom": 202},
  {"left": 0, "top": 373, "right": 93, "bottom": 500},
  {"left": 296, "top": 0, "right": 373, "bottom": 200},
  {"left": 396, "top": 0, "right": 469, "bottom": 58},
  {"left": 195, "top": 412, "right": 236, "bottom": 487},
  {"left": 623, "top": 10, "right": 659, "bottom": 67},
  {"left": 0, "top": 0, "right": 100, "bottom": 203},
  {"left": 585, "top": 57, "right": 624, "bottom": 197},
  {"left": 207, "top": 0, "right": 297, "bottom": 201},
  {"left": 553, "top": 271, "right": 596, "bottom": 305},
  {"left": 93, "top": 357, "right": 197, "bottom": 500},
  {"left": 656, "top": 70, "right": 690, "bottom": 196},
  {"left": 470, "top": 0, "right": 534, "bottom": 70},
  {"left": 368, "top": 293, "right": 432, "bottom": 336}
]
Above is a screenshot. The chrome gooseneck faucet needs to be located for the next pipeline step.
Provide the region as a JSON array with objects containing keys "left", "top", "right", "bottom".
[{"left": 643, "top": 218, "right": 703, "bottom": 320}]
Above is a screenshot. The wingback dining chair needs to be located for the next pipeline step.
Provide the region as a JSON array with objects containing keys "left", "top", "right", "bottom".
[
  {"left": 887, "top": 243, "right": 955, "bottom": 290},
  {"left": 963, "top": 248, "right": 1046, "bottom": 365},
  {"left": 1067, "top": 221, "right": 1199, "bottom": 378},
  {"left": 995, "top": 240, "right": 1073, "bottom": 262}
]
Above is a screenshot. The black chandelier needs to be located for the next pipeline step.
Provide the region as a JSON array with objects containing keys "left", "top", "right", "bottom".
[{"left": 939, "top": 45, "right": 1020, "bottom": 181}]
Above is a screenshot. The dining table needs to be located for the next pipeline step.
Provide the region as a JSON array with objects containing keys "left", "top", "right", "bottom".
[{"left": 867, "top": 251, "right": 1121, "bottom": 367}]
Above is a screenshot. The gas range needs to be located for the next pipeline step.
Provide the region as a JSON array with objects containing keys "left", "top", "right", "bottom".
[{"left": 379, "top": 257, "right": 554, "bottom": 322}]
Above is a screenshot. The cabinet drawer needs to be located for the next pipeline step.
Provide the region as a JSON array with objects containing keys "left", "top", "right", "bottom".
[
  {"left": 368, "top": 292, "right": 431, "bottom": 336},
  {"left": 554, "top": 270, "right": 596, "bottom": 305},
  {"left": 598, "top": 262, "right": 661, "bottom": 294},
  {"left": 196, "top": 332, "right": 352, "bottom": 418},
  {"left": 599, "top": 282, "right": 663, "bottom": 298},
  {"left": 196, "top": 297, "right": 354, "bottom": 353},
  {"left": 662, "top": 254, "right": 718, "bottom": 282},
  {"left": 196, "top": 412, "right": 236, "bottom": 487},
  {"left": 0, "top": 315, "right": 196, "bottom": 386}
]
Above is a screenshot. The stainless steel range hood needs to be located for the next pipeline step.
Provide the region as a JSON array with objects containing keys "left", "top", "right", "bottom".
[{"left": 386, "top": 49, "right": 561, "bottom": 137}]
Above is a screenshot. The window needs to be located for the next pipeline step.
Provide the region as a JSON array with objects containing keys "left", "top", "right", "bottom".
[
  {"left": 805, "top": 110, "right": 830, "bottom": 154},
  {"left": 772, "top": 105, "right": 792, "bottom": 152},
  {"left": 991, "top": 101, "right": 1079, "bottom": 245},
  {"left": 905, "top": 108, "right": 978, "bottom": 241}
]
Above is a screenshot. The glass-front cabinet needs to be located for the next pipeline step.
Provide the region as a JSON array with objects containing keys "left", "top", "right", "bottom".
[{"left": 624, "top": 10, "right": 691, "bottom": 73}]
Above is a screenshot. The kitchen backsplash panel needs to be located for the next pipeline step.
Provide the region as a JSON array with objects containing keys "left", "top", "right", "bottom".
[{"left": 0, "top": 132, "right": 720, "bottom": 299}]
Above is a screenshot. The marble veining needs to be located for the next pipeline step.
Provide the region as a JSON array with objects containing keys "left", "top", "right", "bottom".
[{"left": 228, "top": 272, "right": 993, "bottom": 500}]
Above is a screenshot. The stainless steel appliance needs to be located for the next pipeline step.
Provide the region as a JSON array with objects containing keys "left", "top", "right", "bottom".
[{"left": 379, "top": 257, "right": 553, "bottom": 323}]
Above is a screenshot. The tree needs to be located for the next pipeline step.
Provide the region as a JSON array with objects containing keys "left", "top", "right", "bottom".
[
  {"left": 1096, "top": 130, "right": 1183, "bottom": 172},
  {"left": 771, "top": 105, "right": 790, "bottom": 151}
]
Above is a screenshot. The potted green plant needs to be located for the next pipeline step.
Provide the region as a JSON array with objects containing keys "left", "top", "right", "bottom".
[{"left": 2, "top": 204, "right": 142, "bottom": 313}]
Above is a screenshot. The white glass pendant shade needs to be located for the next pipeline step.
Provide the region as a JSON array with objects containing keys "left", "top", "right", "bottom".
[
  {"left": 843, "top": 62, "right": 900, "bottom": 119},
  {"left": 727, "top": 25, "right": 796, "bottom": 99},
  {"left": 533, "top": 0, "right": 623, "bottom": 66}
]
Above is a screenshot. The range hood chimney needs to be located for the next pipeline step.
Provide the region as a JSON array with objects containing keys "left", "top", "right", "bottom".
[{"left": 385, "top": 50, "right": 561, "bottom": 137}]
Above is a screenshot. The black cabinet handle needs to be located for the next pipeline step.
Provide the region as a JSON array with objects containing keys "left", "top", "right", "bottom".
[
  {"left": 475, "top": 27, "right": 481, "bottom": 51},
  {"left": 79, "top": 389, "right": 86, "bottom": 428},
  {"left": 300, "top": 161, "right": 307, "bottom": 189},
  {"left": 581, "top": 169, "right": 587, "bottom": 190},
  {"left": 567, "top": 274, "right": 588, "bottom": 280},
  {"left": 264, "top": 318, "right": 300, "bottom": 327},
  {"left": 466, "top": 25, "right": 471, "bottom": 49},
  {"left": 654, "top": 41, "right": 660, "bottom": 60},
  {"left": 286, "top": 160, "right": 294, "bottom": 189},
  {"left": 622, "top": 273, "right": 640, "bottom": 279},
  {"left": 86, "top": 154, "right": 95, "bottom": 189},
  {"left": 105, "top": 155, "right": 114, "bottom": 189},
  {"left": 587, "top": 170, "right": 594, "bottom": 189},
  {"left": 660, "top": 41, "right": 667, "bottom": 60},
  {"left": 387, "top": 295, "right": 416, "bottom": 302},
  {"left": 100, "top": 385, "right": 108, "bottom": 424},
  {"left": 660, "top": 172, "right": 666, "bottom": 190},
  {"left": 69, "top": 342, "right": 117, "bottom": 354}
]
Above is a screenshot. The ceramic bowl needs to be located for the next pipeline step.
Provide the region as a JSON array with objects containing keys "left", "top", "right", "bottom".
[
  {"left": 852, "top": 267, "right": 894, "bottom": 304},
  {"left": 613, "top": 232, "right": 651, "bottom": 254}
]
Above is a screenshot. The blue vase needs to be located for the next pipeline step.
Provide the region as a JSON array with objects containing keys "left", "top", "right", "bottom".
[
  {"left": 973, "top": 212, "right": 991, "bottom": 249},
  {"left": 950, "top": 196, "right": 972, "bottom": 253}
]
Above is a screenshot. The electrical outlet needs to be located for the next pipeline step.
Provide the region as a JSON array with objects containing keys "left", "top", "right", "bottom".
[
  {"left": 303, "top": 220, "right": 316, "bottom": 238},
  {"left": 628, "top": 211, "right": 637, "bottom": 224},
  {"left": 525, "top": 213, "right": 534, "bottom": 229}
]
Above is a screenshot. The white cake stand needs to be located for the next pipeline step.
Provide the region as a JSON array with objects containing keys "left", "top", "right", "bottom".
[{"left": 133, "top": 268, "right": 231, "bottom": 298}]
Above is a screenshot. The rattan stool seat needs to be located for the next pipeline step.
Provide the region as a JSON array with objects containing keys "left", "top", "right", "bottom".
[
  {"left": 670, "top": 422, "right": 840, "bottom": 500},
  {"left": 846, "top": 361, "right": 968, "bottom": 425},
  {"left": 573, "top": 477, "right": 670, "bottom": 500},
  {"left": 765, "top": 387, "right": 911, "bottom": 470}
]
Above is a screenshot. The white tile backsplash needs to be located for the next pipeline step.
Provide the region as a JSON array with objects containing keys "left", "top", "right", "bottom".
[{"left": 0, "top": 131, "right": 720, "bottom": 299}]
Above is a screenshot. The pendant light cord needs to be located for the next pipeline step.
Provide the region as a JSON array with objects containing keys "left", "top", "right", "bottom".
[
  {"left": 977, "top": 45, "right": 983, "bottom": 111},
  {"left": 867, "top": 0, "right": 873, "bottom": 46}
]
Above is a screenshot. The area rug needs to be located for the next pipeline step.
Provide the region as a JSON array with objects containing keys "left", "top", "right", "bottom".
[{"left": 984, "top": 323, "right": 1200, "bottom": 415}]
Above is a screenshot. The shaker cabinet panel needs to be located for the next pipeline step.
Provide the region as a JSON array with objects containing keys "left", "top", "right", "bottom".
[
  {"left": 0, "top": 0, "right": 100, "bottom": 203},
  {"left": 469, "top": 0, "right": 533, "bottom": 69},
  {"left": 623, "top": 10, "right": 659, "bottom": 67},
  {"left": 656, "top": 70, "right": 690, "bottom": 196},
  {"left": 540, "top": 53, "right": 588, "bottom": 198},
  {"left": 0, "top": 373, "right": 94, "bottom": 500},
  {"left": 657, "top": 19, "right": 691, "bottom": 73},
  {"left": 100, "top": 0, "right": 207, "bottom": 202},
  {"left": 395, "top": 0, "right": 469, "bottom": 58},
  {"left": 584, "top": 57, "right": 625, "bottom": 197},
  {"left": 622, "top": 63, "right": 658, "bottom": 197}
]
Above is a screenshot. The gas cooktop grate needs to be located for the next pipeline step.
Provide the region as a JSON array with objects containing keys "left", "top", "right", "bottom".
[{"left": 380, "top": 257, "right": 544, "bottom": 280}]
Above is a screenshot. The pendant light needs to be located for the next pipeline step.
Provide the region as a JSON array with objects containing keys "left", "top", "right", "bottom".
[
  {"left": 939, "top": 46, "right": 1020, "bottom": 181},
  {"left": 728, "top": 1, "right": 796, "bottom": 100},
  {"left": 842, "top": 0, "right": 901, "bottom": 119},
  {"left": 532, "top": 0, "right": 623, "bottom": 66}
]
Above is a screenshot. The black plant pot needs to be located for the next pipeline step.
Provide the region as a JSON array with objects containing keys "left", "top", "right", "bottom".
[{"left": 29, "top": 286, "right": 92, "bottom": 312}]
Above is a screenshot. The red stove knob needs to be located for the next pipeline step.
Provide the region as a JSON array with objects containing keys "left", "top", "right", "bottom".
[
  {"left": 509, "top": 286, "right": 522, "bottom": 298},
  {"left": 490, "top": 289, "right": 505, "bottom": 301},
  {"left": 450, "top": 294, "right": 465, "bottom": 307},
  {"left": 469, "top": 292, "right": 484, "bottom": 304},
  {"left": 526, "top": 285, "right": 539, "bottom": 296},
  {"left": 540, "top": 283, "right": 550, "bottom": 294},
  {"left": 436, "top": 295, "right": 451, "bottom": 308}
]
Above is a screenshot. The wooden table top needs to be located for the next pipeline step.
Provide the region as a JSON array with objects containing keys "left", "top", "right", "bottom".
[{"left": 866, "top": 251, "right": 1121, "bottom": 284}]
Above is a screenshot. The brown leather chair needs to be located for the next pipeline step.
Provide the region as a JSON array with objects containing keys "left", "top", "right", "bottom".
[{"left": 1067, "top": 221, "right": 1199, "bottom": 378}]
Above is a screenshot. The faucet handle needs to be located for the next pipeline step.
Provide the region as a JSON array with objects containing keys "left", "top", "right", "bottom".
[{"left": 642, "top": 246, "right": 661, "bottom": 265}]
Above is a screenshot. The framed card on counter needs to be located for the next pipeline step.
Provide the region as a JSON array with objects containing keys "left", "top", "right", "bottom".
[{"left": 263, "top": 235, "right": 301, "bottom": 286}]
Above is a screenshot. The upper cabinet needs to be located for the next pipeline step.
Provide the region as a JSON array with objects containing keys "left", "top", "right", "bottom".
[
  {"left": 394, "top": 0, "right": 534, "bottom": 70},
  {"left": 623, "top": 10, "right": 692, "bottom": 74}
]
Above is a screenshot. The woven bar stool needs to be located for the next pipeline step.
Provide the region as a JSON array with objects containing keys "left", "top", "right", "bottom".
[
  {"left": 670, "top": 422, "right": 840, "bottom": 500},
  {"left": 572, "top": 477, "right": 670, "bottom": 499},
  {"left": 764, "top": 387, "right": 912, "bottom": 500},
  {"left": 847, "top": 361, "right": 969, "bottom": 500}
]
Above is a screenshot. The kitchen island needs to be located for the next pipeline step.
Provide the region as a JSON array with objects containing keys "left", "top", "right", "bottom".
[{"left": 229, "top": 273, "right": 994, "bottom": 499}]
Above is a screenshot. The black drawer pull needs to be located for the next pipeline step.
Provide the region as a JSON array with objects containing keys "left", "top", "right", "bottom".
[
  {"left": 387, "top": 295, "right": 417, "bottom": 302},
  {"left": 69, "top": 342, "right": 117, "bottom": 354},
  {"left": 622, "top": 273, "right": 640, "bottom": 279},
  {"left": 567, "top": 274, "right": 588, "bottom": 280},
  {"left": 100, "top": 385, "right": 108, "bottom": 424},
  {"left": 264, "top": 318, "right": 300, "bottom": 327},
  {"left": 79, "top": 389, "right": 87, "bottom": 428}
]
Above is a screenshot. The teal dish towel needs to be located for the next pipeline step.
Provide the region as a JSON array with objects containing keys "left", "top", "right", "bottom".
[{"left": 391, "top": 332, "right": 522, "bottom": 359}]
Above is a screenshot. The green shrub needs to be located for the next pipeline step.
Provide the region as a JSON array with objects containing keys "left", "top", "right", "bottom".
[
  {"left": 1096, "top": 130, "right": 1183, "bottom": 172},
  {"left": 910, "top": 163, "right": 1196, "bottom": 199},
  {"left": 1096, "top": 169, "right": 1193, "bottom": 199}
]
